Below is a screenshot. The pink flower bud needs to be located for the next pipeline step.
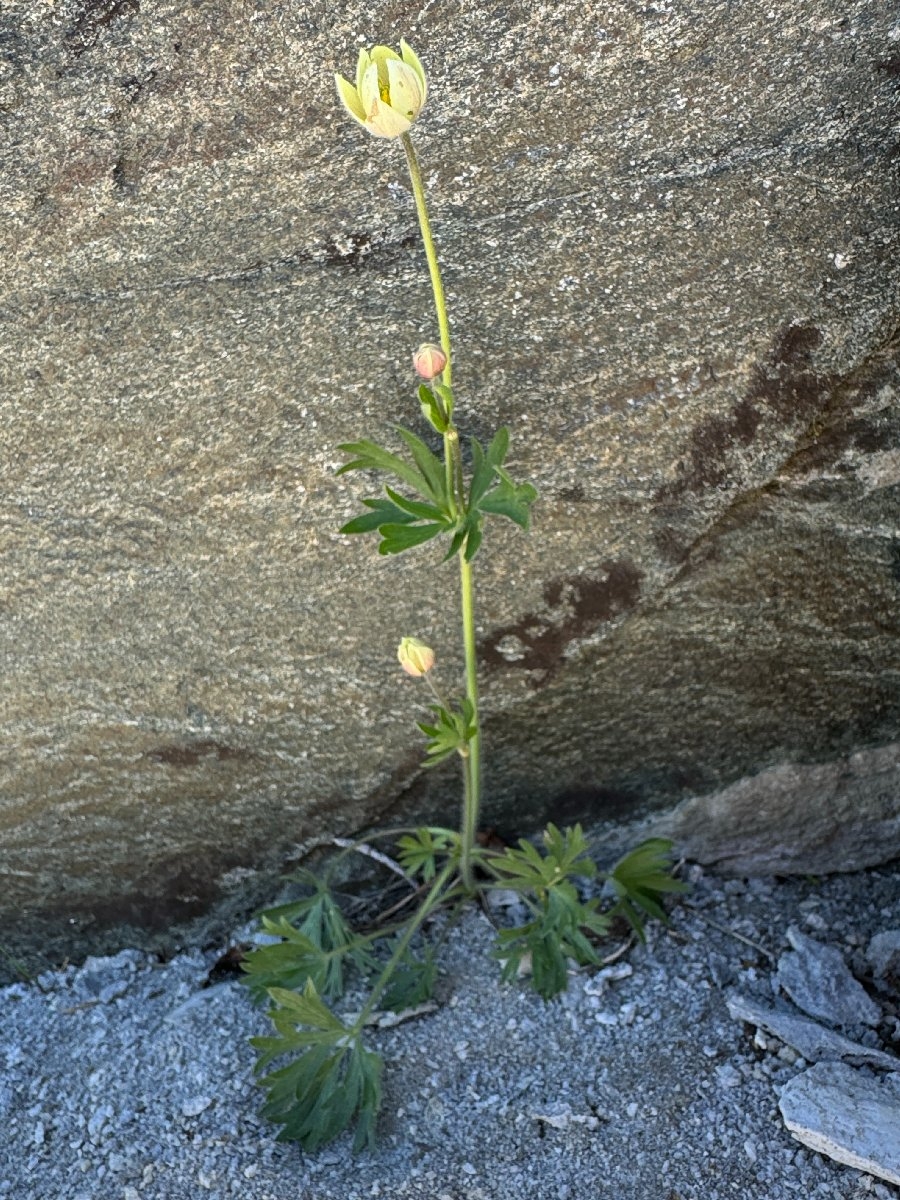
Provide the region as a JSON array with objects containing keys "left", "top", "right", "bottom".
[
  {"left": 412, "top": 343, "right": 447, "bottom": 381},
  {"left": 397, "top": 637, "right": 435, "bottom": 677}
]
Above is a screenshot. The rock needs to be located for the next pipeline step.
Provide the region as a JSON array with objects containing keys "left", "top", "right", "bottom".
[
  {"left": 180, "top": 1096, "right": 213, "bottom": 1118},
  {"left": 643, "top": 747, "right": 900, "bottom": 879},
  {"left": 529, "top": 1102, "right": 598, "bottom": 1131},
  {"left": 715, "top": 1063, "right": 742, "bottom": 1089},
  {"left": 868, "top": 931, "right": 900, "bottom": 982},
  {"left": 725, "top": 993, "right": 898, "bottom": 1072},
  {"left": 776, "top": 927, "right": 881, "bottom": 1028},
  {"left": 778, "top": 1062, "right": 900, "bottom": 1186},
  {"left": 1, "top": 0, "right": 899, "bottom": 973},
  {"left": 583, "top": 963, "right": 633, "bottom": 995}
]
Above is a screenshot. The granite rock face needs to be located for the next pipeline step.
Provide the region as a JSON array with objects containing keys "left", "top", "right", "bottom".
[{"left": 1, "top": 0, "right": 899, "bottom": 970}]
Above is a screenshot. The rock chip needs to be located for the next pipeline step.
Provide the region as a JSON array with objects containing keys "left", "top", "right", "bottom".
[
  {"left": 867, "top": 930, "right": 900, "bottom": 982},
  {"left": 726, "top": 993, "right": 898, "bottom": 1072},
  {"left": 778, "top": 1062, "right": 900, "bottom": 1185},
  {"left": 776, "top": 927, "right": 880, "bottom": 1028}
]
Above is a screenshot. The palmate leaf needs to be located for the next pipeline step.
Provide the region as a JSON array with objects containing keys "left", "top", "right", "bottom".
[
  {"left": 418, "top": 383, "right": 449, "bottom": 433},
  {"left": 477, "top": 466, "right": 538, "bottom": 531},
  {"left": 469, "top": 428, "right": 511, "bottom": 508},
  {"left": 395, "top": 427, "right": 446, "bottom": 503},
  {"left": 491, "top": 823, "right": 596, "bottom": 895},
  {"left": 377, "top": 521, "right": 446, "bottom": 555},
  {"left": 443, "top": 513, "right": 483, "bottom": 563},
  {"left": 489, "top": 824, "right": 611, "bottom": 1000},
  {"left": 340, "top": 497, "right": 417, "bottom": 535},
  {"left": 416, "top": 698, "right": 476, "bottom": 766},
  {"left": 383, "top": 486, "right": 446, "bottom": 522},
  {"left": 241, "top": 875, "right": 372, "bottom": 1003},
  {"left": 336, "top": 437, "right": 436, "bottom": 502},
  {"left": 494, "top": 886, "right": 608, "bottom": 1000},
  {"left": 252, "top": 981, "right": 382, "bottom": 1152},
  {"left": 379, "top": 941, "right": 437, "bottom": 1012},
  {"left": 605, "top": 838, "right": 688, "bottom": 941},
  {"left": 396, "top": 827, "right": 459, "bottom": 882}
]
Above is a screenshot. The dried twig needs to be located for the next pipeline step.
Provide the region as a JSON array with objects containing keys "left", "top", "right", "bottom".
[{"left": 681, "top": 905, "right": 775, "bottom": 963}]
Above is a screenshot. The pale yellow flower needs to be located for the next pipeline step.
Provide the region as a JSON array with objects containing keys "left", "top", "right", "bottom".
[
  {"left": 335, "top": 40, "right": 427, "bottom": 139},
  {"left": 397, "top": 637, "right": 435, "bottom": 677}
]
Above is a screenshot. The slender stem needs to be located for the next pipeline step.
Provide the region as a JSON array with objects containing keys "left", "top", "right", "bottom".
[
  {"left": 401, "top": 134, "right": 452, "bottom": 385},
  {"left": 401, "top": 132, "right": 483, "bottom": 890},
  {"left": 356, "top": 862, "right": 455, "bottom": 1026},
  {"left": 458, "top": 553, "right": 481, "bottom": 892},
  {"left": 402, "top": 133, "right": 459, "bottom": 519}
]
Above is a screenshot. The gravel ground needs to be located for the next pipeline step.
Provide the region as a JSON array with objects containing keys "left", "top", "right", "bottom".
[{"left": 2, "top": 862, "right": 899, "bottom": 1200}]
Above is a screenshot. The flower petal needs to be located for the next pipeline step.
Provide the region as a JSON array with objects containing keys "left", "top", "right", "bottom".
[
  {"left": 358, "top": 61, "right": 382, "bottom": 118},
  {"left": 369, "top": 45, "right": 401, "bottom": 65},
  {"left": 385, "top": 58, "right": 424, "bottom": 121},
  {"left": 354, "top": 48, "right": 370, "bottom": 95},
  {"left": 335, "top": 73, "right": 366, "bottom": 123},
  {"left": 365, "top": 97, "right": 413, "bottom": 138},
  {"left": 399, "top": 40, "right": 427, "bottom": 104}
]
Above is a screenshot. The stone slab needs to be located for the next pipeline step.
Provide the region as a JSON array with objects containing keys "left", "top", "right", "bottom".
[
  {"left": 779, "top": 1062, "right": 900, "bottom": 1186},
  {"left": 777, "top": 927, "right": 881, "bottom": 1028},
  {"left": 726, "top": 993, "right": 898, "bottom": 1072}
]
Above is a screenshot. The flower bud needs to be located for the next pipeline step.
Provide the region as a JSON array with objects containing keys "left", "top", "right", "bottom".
[
  {"left": 397, "top": 637, "right": 435, "bottom": 677},
  {"left": 412, "top": 343, "right": 447, "bottom": 381},
  {"left": 335, "top": 40, "right": 427, "bottom": 139}
]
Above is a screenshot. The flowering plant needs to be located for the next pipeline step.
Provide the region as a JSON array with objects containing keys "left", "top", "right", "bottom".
[{"left": 241, "top": 40, "right": 686, "bottom": 1153}]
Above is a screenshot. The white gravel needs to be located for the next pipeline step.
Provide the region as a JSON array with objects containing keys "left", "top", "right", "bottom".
[{"left": 2, "top": 863, "right": 899, "bottom": 1200}]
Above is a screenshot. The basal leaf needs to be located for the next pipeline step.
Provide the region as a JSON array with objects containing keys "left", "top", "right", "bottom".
[
  {"left": 605, "top": 838, "right": 688, "bottom": 942},
  {"left": 252, "top": 985, "right": 383, "bottom": 1152}
]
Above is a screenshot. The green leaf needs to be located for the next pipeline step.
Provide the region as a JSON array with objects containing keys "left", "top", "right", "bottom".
[
  {"left": 395, "top": 427, "right": 447, "bottom": 506},
  {"left": 265, "top": 982, "right": 345, "bottom": 1031},
  {"left": 605, "top": 838, "right": 689, "bottom": 942},
  {"left": 478, "top": 467, "right": 538, "bottom": 531},
  {"left": 251, "top": 980, "right": 382, "bottom": 1152},
  {"left": 340, "top": 497, "right": 417, "bottom": 535},
  {"left": 383, "top": 486, "right": 448, "bottom": 523},
  {"left": 416, "top": 700, "right": 476, "bottom": 766},
  {"left": 377, "top": 521, "right": 445, "bottom": 555},
  {"left": 241, "top": 875, "right": 372, "bottom": 1003},
  {"left": 380, "top": 942, "right": 437, "bottom": 1011},
  {"left": 463, "top": 522, "right": 483, "bottom": 561},
  {"left": 432, "top": 381, "right": 455, "bottom": 417},
  {"left": 491, "top": 824, "right": 596, "bottom": 894},
  {"left": 397, "top": 827, "right": 458, "bottom": 882},
  {"left": 336, "top": 438, "right": 432, "bottom": 499},
  {"left": 489, "top": 824, "right": 609, "bottom": 1000},
  {"left": 442, "top": 514, "right": 482, "bottom": 562},
  {"left": 418, "top": 384, "right": 449, "bottom": 433}
]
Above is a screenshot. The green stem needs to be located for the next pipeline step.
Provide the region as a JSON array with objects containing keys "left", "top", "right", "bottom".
[
  {"left": 458, "top": 553, "right": 481, "bottom": 892},
  {"left": 401, "top": 134, "right": 452, "bottom": 385},
  {"left": 401, "top": 132, "right": 482, "bottom": 891},
  {"left": 402, "top": 133, "right": 458, "bottom": 516},
  {"left": 356, "top": 861, "right": 455, "bottom": 1026}
]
